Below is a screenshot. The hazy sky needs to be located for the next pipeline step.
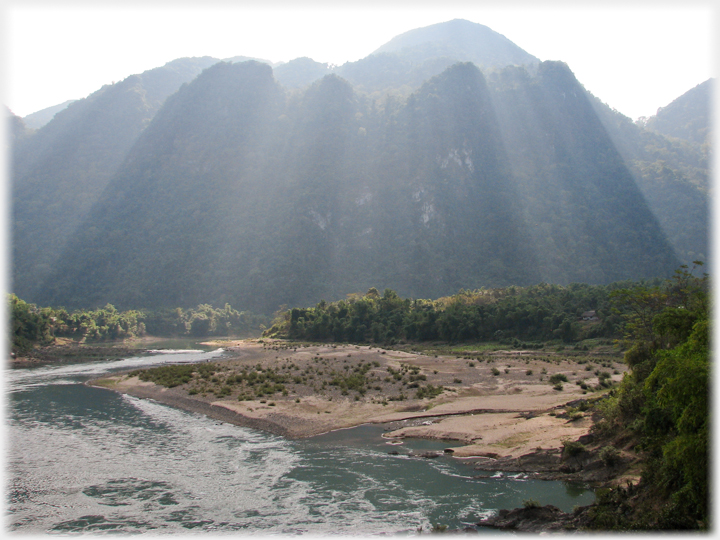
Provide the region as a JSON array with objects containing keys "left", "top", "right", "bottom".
[{"left": 3, "top": 1, "right": 716, "bottom": 121}]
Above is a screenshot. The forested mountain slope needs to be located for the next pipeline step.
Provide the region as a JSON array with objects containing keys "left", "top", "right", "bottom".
[
  {"left": 11, "top": 56, "right": 220, "bottom": 300},
  {"left": 27, "top": 60, "right": 680, "bottom": 313}
]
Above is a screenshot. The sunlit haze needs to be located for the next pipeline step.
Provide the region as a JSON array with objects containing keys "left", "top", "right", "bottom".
[{"left": 4, "top": 2, "right": 715, "bottom": 121}]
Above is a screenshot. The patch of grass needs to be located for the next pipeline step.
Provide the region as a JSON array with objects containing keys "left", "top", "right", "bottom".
[
  {"left": 89, "top": 378, "right": 116, "bottom": 388},
  {"left": 491, "top": 432, "right": 531, "bottom": 449}
]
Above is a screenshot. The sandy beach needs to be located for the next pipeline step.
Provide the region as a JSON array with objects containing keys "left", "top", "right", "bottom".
[{"left": 92, "top": 339, "right": 625, "bottom": 460}]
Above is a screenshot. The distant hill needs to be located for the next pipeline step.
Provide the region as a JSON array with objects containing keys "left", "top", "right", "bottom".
[
  {"left": 23, "top": 100, "right": 76, "bottom": 129},
  {"left": 11, "top": 20, "right": 708, "bottom": 314},
  {"left": 336, "top": 19, "right": 538, "bottom": 94},
  {"left": 642, "top": 79, "right": 713, "bottom": 146},
  {"left": 372, "top": 18, "right": 538, "bottom": 67},
  {"left": 6, "top": 107, "right": 32, "bottom": 143},
  {"left": 269, "top": 19, "right": 539, "bottom": 93},
  {"left": 273, "top": 57, "right": 332, "bottom": 88}
]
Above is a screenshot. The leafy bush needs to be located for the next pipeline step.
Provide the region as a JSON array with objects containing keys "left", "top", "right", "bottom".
[
  {"left": 133, "top": 364, "right": 197, "bottom": 388},
  {"left": 599, "top": 446, "right": 621, "bottom": 466},
  {"left": 562, "top": 440, "right": 586, "bottom": 458},
  {"left": 415, "top": 384, "right": 443, "bottom": 400}
]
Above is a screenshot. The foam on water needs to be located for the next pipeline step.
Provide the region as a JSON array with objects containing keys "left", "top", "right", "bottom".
[{"left": 7, "top": 348, "right": 226, "bottom": 393}]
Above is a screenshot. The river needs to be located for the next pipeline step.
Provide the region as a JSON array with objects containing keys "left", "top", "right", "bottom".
[{"left": 7, "top": 345, "right": 594, "bottom": 534}]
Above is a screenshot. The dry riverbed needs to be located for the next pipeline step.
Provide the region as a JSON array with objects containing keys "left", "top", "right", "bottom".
[{"left": 92, "top": 339, "right": 626, "bottom": 462}]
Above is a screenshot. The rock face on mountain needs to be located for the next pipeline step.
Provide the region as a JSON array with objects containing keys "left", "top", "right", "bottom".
[{"left": 12, "top": 20, "right": 708, "bottom": 314}]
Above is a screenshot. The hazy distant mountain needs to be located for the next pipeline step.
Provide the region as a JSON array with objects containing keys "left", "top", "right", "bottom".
[
  {"left": 335, "top": 19, "right": 538, "bottom": 94},
  {"left": 23, "top": 100, "right": 76, "bottom": 129},
  {"left": 642, "top": 79, "right": 713, "bottom": 146},
  {"left": 11, "top": 20, "right": 708, "bottom": 314},
  {"left": 6, "top": 107, "right": 32, "bottom": 143},
  {"left": 223, "top": 55, "right": 275, "bottom": 66},
  {"left": 373, "top": 19, "right": 538, "bottom": 68},
  {"left": 269, "top": 19, "right": 540, "bottom": 93},
  {"left": 274, "top": 57, "right": 332, "bottom": 88}
]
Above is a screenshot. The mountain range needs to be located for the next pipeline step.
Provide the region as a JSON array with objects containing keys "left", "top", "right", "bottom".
[{"left": 10, "top": 19, "right": 710, "bottom": 314}]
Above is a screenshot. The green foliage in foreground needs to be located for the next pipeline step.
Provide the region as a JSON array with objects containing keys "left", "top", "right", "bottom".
[
  {"left": 591, "top": 263, "right": 709, "bottom": 529},
  {"left": 8, "top": 295, "right": 268, "bottom": 353},
  {"left": 264, "top": 281, "right": 650, "bottom": 345}
]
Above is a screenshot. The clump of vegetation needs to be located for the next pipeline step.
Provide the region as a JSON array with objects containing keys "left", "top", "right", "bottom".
[
  {"left": 415, "top": 384, "right": 443, "bottom": 400},
  {"left": 562, "top": 440, "right": 586, "bottom": 458},
  {"left": 130, "top": 364, "right": 198, "bottom": 388},
  {"left": 599, "top": 446, "right": 621, "bottom": 467}
]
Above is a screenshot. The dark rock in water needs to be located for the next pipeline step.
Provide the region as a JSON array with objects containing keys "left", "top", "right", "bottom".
[
  {"left": 474, "top": 448, "right": 561, "bottom": 474},
  {"left": 410, "top": 451, "right": 441, "bottom": 459},
  {"left": 388, "top": 450, "right": 399, "bottom": 455},
  {"left": 443, "top": 448, "right": 455, "bottom": 454},
  {"left": 476, "top": 504, "right": 589, "bottom": 532}
]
